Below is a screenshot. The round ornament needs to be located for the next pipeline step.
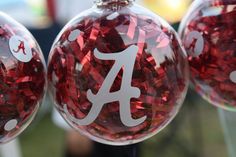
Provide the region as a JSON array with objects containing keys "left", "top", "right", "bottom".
[
  {"left": 48, "top": 0, "right": 189, "bottom": 145},
  {"left": 0, "top": 12, "right": 46, "bottom": 143},
  {"left": 179, "top": 0, "right": 236, "bottom": 111}
]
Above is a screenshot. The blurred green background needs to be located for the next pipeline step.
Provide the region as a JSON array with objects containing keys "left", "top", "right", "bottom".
[{"left": 19, "top": 89, "right": 227, "bottom": 157}]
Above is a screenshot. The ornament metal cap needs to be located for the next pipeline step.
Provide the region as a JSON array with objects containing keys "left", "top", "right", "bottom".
[{"left": 95, "top": 0, "right": 134, "bottom": 6}]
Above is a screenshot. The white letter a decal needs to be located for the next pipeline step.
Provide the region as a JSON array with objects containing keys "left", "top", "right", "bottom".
[{"left": 64, "top": 45, "right": 147, "bottom": 127}]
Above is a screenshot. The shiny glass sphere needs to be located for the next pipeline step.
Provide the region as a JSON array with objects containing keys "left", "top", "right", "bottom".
[
  {"left": 48, "top": 1, "right": 189, "bottom": 145},
  {"left": 179, "top": 0, "right": 236, "bottom": 111},
  {"left": 0, "top": 12, "right": 47, "bottom": 143}
]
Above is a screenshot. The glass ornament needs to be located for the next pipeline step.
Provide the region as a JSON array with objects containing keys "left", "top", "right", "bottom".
[
  {"left": 0, "top": 12, "right": 47, "bottom": 143},
  {"left": 179, "top": 0, "right": 236, "bottom": 111},
  {"left": 48, "top": 0, "right": 189, "bottom": 145}
]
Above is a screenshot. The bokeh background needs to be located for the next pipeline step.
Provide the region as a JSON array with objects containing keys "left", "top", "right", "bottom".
[
  {"left": 19, "top": 89, "right": 228, "bottom": 157},
  {"left": 0, "top": 0, "right": 232, "bottom": 157}
]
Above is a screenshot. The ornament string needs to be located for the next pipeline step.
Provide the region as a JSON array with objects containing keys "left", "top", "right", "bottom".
[{"left": 92, "top": 143, "right": 140, "bottom": 157}]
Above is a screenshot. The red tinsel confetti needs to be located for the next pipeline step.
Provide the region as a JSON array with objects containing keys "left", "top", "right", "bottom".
[
  {"left": 48, "top": 4, "right": 188, "bottom": 145},
  {"left": 0, "top": 13, "right": 46, "bottom": 143},
  {"left": 180, "top": 0, "right": 236, "bottom": 111}
]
